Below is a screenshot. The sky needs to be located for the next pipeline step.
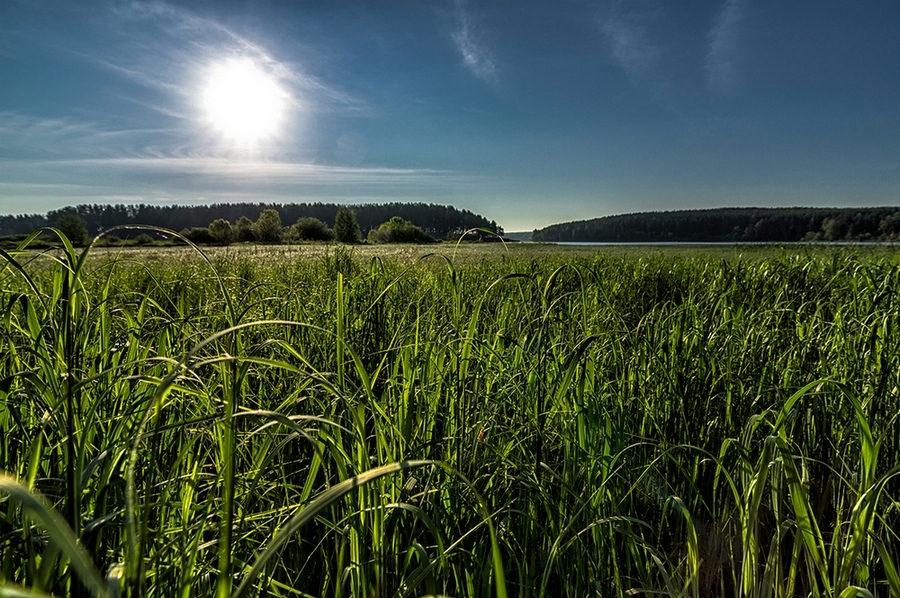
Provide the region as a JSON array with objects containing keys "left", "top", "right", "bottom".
[{"left": 1, "top": 1, "right": 899, "bottom": 231}]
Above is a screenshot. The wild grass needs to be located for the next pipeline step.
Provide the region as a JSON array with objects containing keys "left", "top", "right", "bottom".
[{"left": 1, "top": 232, "right": 900, "bottom": 597}]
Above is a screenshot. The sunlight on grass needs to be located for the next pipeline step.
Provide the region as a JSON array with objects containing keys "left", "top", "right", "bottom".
[{"left": 1, "top": 233, "right": 899, "bottom": 596}]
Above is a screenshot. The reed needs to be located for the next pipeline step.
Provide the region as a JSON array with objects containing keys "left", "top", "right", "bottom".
[{"left": 1, "top": 233, "right": 899, "bottom": 596}]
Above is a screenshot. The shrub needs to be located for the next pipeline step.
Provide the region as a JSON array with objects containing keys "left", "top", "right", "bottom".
[
  {"left": 290, "top": 217, "right": 334, "bottom": 242},
  {"left": 182, "top": 227, "right": 215, "bottom": 244},
  {"left": 368, "top": 216, "right": 435, "bottom": 244}
]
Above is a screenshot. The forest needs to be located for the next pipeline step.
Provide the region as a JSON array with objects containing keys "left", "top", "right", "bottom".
[
  {"left": 532, "top": 207, "right": 900, "bottom": 242},
  {"left": 0, "top": 201, "right": 498, "bottom": 240}
]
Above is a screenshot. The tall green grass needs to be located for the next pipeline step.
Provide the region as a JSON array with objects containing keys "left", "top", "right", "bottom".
[{"left": 1, "top": 232, "right": 900, "bottom": 596}]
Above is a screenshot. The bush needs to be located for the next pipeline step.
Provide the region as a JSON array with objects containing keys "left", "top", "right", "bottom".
[
  {"left": 290, "top": 217, "right": 334, "bottom": 242},
  {"left": 182, "top": 227, "right": 215, "bottom": 244},
  {"left": 368, "top": 216, "right": 436, "bottom": 244}
]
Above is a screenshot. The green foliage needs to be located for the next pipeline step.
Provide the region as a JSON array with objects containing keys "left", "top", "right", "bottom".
[
  {"left": 533, "top": 206, "right": 900, "bottom": 242},
  {"left": 208, "top": 218, "right": 234, "bottom": 245},
  {"left": 52, "top": 211, "right": 89, "bottom": 246},
  {"left": 333, "top": 206, "right": 361, "bottom": 244},
  {"left": 235, "top": 216, "right": 256, "bottom": 242},
  {"left": 2, "top": 241, "right": 900, "bottom": 596},
  {"left": 1, "top": 202, "right": 498, "bottom": 241},
  {"left": 289, "top": 216, "right": 334, "bottom": 242},
  {"left": 182, "top": 226, "right": 214, "bottom": 244},
  {"left": 95, "top": 234, "right": 123, "bottom": 247},
  {"left": 253, "top": 209, "right": 283, "bottom": 243},
  {"left": 368, "top": 216, "right": 436, "bottom": 244}
]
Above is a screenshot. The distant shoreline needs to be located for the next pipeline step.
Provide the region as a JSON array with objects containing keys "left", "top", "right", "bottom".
[
  {"left": 535, "top": 240, "right": 900, "bottom": 247},
  {"left": 530, "top": 207, "right": 900, "bottom": 244}
]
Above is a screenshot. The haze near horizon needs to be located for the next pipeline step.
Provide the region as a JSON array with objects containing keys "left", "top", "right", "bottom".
[{"left": 1, "top": 1, "right": 898, "bottom": 231}]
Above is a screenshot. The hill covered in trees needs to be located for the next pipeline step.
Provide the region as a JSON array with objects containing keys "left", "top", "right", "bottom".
[
  {"left": 0, "top": 202, "right": 499, "bottom": 240},
  {"left": 532, "top": 207, "right": 900, "bottom": 243}
]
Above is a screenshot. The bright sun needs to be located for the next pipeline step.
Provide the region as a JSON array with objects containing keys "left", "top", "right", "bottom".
[{"left": 202, "top": 59, "right": 286, "bottom": 142}]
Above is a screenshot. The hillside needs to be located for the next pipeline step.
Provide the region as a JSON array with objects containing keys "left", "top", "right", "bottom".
[{"left": 532, "top": 207, "right": 900, "bottom": 243}]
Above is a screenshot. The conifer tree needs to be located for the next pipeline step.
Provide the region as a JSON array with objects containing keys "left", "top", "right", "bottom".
[{"left": 334, "top": 207, "right": 361, "bottom": 244}]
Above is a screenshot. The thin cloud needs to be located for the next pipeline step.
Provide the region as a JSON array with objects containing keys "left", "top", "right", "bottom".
[
  {"left": 597, "top": 0, "right": 677, "bottom": 108},
  {"left": 0, "top": 118, "right": 478, "bottom": 187},
  {"left": 600, "top": 8, "right": 695, "bottom": 120},
  {"left": 599, "top": 0, "right": 747, "bottom": 107},
  {"left": 4, "top": 2, "right": 369, "bottom": 167},
  {"left": 452, "top": 1, "right": 498, "bottom": 84},
  {"left": 601, "top": 16, "right": 659, "bottom": 86},
  {"left": 52, "top": 157, "right": 459, "bottom": 185},
  {"left": 0, "top": 112, "right": 115, "bottom": 158},
  {"left": 94, "top": 0, "right": 365, "bottom": 114},
  {"left": 706, "top": 0, "right": 745, "bottom": 94},
  {"left": 0, "top": 154, "right": 484, "bottom": 214},
  {"left": 0, "top": 111, "right": 186, "bottom": 159},
  {"left": 84, "top": 56, "right": 182, "bottom": 95}
]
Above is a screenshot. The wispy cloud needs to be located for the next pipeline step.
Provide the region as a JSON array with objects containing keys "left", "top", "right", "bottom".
[
  {"left": 451, "top": 0, "right": 498, "bottom": 84},
  {"left": 48, "top": 157, "right": 459, "bottom": 186},
  {"left": 0, "top": 111, "right": 188, "bottom": 160},
  {"left": 2, "top": 1, "right": 370, "bottom": 167},
  {"left": 0, "top": 154, "right": 484, "bottom": 215},
  {"left": 0, "top": 105, "right": 478, "bottom": 205},
  {"left": 599, "top": 0, "right": 747, "bottom": 105},
  {"left": 597, "top": 0, "right": 679, "bottom": 108},
  {"left": 601, "top": 15, "right": 659, "bottom": 86},
  {"left": 0, "top": 112, "right": 115, "bottom": 158},
  {"left": 89, "top": 0, "right": 365, "bottom": 115},
  {"left": 706, "top": 0, "right": 746, "bottom": 94}
]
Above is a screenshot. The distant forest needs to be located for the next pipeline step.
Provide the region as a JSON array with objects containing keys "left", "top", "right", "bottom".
[
  {"left": 0, "top": 202, "right": 498, "bottom": 239},
  {"left": 532, "top": 207, "right": 900, "bottom": 243}
]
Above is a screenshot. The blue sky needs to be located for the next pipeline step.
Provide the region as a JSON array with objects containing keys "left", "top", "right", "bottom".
[{"left": 1, "top": 0, "right": 899, "bottom": 231}]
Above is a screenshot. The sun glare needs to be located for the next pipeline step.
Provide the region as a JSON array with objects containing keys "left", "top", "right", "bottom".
[{"left": 202, "top": 59, "right": 286, "bottom": 142}]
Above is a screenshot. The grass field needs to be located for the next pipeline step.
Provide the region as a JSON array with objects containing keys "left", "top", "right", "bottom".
[{"left": 2, "top": 233, "right": 900, "bottom": 597}]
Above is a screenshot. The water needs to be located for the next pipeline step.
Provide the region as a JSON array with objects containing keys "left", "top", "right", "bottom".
[{"left": 532, "top": 241, "right": 898, "bottom": 247}]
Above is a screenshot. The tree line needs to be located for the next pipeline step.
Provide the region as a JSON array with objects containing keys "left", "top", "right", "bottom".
[
  {"left": 0, "top": 201, "right": 499, "bottom": 240},
  {"left": 532, "top": 207, "right": 900, "bottom": 243},
  {"left": 178, "top": 208, "right": 438, "bottom": 245}
]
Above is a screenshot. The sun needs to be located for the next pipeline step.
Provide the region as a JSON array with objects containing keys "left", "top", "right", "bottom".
[{"left": 202, "top": 59, "right": 286, "bottom": 142}]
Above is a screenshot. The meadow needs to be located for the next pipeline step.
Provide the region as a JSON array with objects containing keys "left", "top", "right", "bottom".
[{"left": 1, "top": 232, "right": 900, "bottom": 597}]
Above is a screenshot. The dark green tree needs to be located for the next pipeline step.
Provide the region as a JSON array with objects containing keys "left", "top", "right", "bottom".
[
  {"left": 822, "top": 216, "right": 847, "bottom": 241},
  {"left": 290, "top": 217, "right": 334, "bottom": 242},
  {"left": 235, "top": 216, "right": 256, "bottom": 242},
  {"left": 333, "top": 207, "right": 361, "bottom": 244},
  {"left": 3, "top": 201, "right": 501, "bottom": 240},
  {"left": 254, "top": 209, "right": 283, "bottom": 243},
  {"left": 368, "top": 216, "right": 435, "bottom": 244},
  {"left": 182, "top": 227, "right": 214, "bottom": 244},
  {"left": 208, "top": 218, "right": 234, "bottom": 245},
  {"left": 53, "top": 212, "right": 89, "bottom": 246}
]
